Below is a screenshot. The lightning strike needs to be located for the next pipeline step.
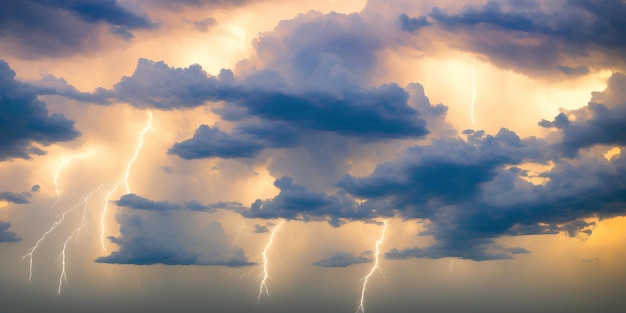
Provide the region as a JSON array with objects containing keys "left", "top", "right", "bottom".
[
  {"left": 257, "top": 220, "right": 284, "bottom": 303},
  {"left": 471, "top": 64, "right": 476, "bottom": 125},
  {"left": 356, "top": 220, "right": 388, "bottom": 313},
  {"left": 50, "top": 150, "right": 96, "bottom": 212},
  {"left": 56, "top": 187, "right": 105, "bottom": 294},
  {"left": 100, "top": 111, "right": 153, "bottom": 251},
  {"left": 23, "top": 207, "right": 74, "bottom": 281},
  {"left": 448, "top": 259, "right": 455, "bottom": 277}
]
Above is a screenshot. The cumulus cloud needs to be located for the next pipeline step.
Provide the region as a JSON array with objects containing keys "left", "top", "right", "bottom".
[
  {"left": 428, "top": 0, "right": 626, "bottom": 75},
  {"left": 0, "top": 221, "right": 21, "bottom": 243},
  {"left": 0, "top": 60, "right": 79, "bottom": 161},
  {"left": 540, "top": 73, "right": 626, "bottom": 156},
  {"left": 398, "top": 13, "right": 430, "bottom": 33},
  {"left": 96, "top": 210, "right": 254, "bottom": 266},
  {"left": 313, "top": 251, "right": 373, "bottom": 267},
  {"left": 0, "top": 191, "right": 31, "bottom": 204},
  {"left": 116, "top": 193, "right": 243, "bottom": 213},
  {"left": 168, "top": 125, "right": 266, "bottom": 159},
  {"left": 0, "top": 0, "right": 156, "bottom": 58}
]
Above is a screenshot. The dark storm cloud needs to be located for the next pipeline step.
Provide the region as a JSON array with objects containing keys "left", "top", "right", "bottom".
[
  {"left": 116, "top": 193, "right": 243, "bottom": 213},
  {"left": 540, "top": 73, "right": 626, "bottom": 157},
  {"left": 0, "top": 0, "right": 156, "bottom": 58},
  {"left": 168, "top": 125, "right": 266, "bottom": 159},
  {"left": 96, "top": 211, "right": 254, "bottom": 266},
  {"left": 337, "top": 128, "right": 552, "bottom": 219},
  {"left": 253, "top": 224, "right": 269, "bottom": 234},
  {"left": 0, "top": 60, "right": 79, "bottom": 161},
  {"left": 313, "top": 251, "right": 372, "bottom": 268},
  {"left": 242, "top": 176, "right": 376, "bottom": 226},
  {"left": 111, "top": 59, "right": 236, "bottom": 109},
  {"left": 428, "top": 0, "right": 626, "bottom": 75},
  {"left": 0, "top": 221, "right": 21, "bottom": 243},
  {"left": 0, "top": 191, "right": 31, "bottom": 204},
  {"left": 398, "top": 13, "right": 431, "bottom": 33}
]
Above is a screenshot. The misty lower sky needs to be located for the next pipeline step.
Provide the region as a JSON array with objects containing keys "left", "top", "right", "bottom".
[{"left": 1, "top": 0, "right": 626, "bottom": 312}]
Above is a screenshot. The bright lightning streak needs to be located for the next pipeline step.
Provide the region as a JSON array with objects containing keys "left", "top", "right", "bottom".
[
  {"left": 23, "top": 208, "right": 74, "bottom": 281},
  {"left": 56, "top": 187, "right": 105, "bottom": 294},
  {"left": 356, "top": 221, "right": 388, "bottom": 313},
  {"left": 471, "top": 64, "right": 476, "bottom": 125},
  {"left": 124, "top": 111, "right": 153, "bottom": 194},
  {"left": 50, "top": 151, "right": 96, "bottom": 212},
  {"left": 257, "top": 220, "right": 284, "bottom": 303},
  {"left": 100, "top": 111, "right": 152, "bottom": 251},
  {"left": 448, "top": 259, "right": 455, "bottom": 277}
]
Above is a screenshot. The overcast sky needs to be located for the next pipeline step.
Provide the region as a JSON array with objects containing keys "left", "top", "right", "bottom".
[{"left": 1, "top": 0, "right": 626, "bottom": 312}]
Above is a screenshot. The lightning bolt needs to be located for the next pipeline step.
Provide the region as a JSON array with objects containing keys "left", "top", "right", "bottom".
[
  {"left": 56, "top": 186, "right": 107, "bottom": 294},
  {"left": 356, "top": 220, "right": 388, "bottom": 313},
  {"left": 50, "top": 151, "right": 96, "bottom": 212},
  {"left": 257, "top": 220, "right": 284, "bottom": 303},
  {"left": 448, "top": 259, "right": 455, "bottom": 277},
  {"left": 471, "top": 64, "right": 476, "bottom": 125},
  {"left": 100, "top": 111, "right": 153, "bottom": 251}
]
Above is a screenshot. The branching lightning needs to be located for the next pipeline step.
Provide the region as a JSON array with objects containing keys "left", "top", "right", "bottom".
[
  {"left": 471, "top": 64, "right": 476, "bottom": 125},
  {"left": 100, "top": 111, "right": 153, "bottom": 251},
  {"left": 257, "top": 220, "right": 284, "bottom": 303},
  {"left": 56, "top": 186, "right": 106, "bottom": 294},
  {"left": 50, "top": 151, "right": 96, "bottom": 212},
  {"left": 356, "top": 220, "right": 388, "bottom": 313},
  {"left": 23, "top": 111, "right": 153, "bottom": 294}
]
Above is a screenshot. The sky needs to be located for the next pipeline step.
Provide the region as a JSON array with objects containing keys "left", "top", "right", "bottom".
[{"left": 1, "top": 0, "right": 626, "bottom": 312}]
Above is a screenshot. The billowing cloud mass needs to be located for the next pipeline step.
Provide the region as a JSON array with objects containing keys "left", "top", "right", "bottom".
[
  {"left": 0, "top": 0, "right": 156, "bottom": 57},
  {"left": 2, "top": 0, "right": 626, "bottom": 312},
  {"left": 0, "top": 221, "right": 20, "bottom": 243},
  {"left": 0, "top": 60, "right": 79, "bottom": 160},
  {"left": 96, "top": 210, "right": 254, "bottom": 266},
  {"left": 428, "top": 0, "right": 626, "bottom": 75},
  {"left": 0, "top": 191, "right": 31, "bottom": 204}
]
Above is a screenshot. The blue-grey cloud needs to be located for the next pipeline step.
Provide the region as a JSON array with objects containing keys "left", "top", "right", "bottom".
[
  {"left": 168, "top": 125, "right": 266, "bottom": 160},
  {"left": 253, "top": 224, "right": 269, "bottom": 234},
  {"left": 0, "top": 221, "right": 20, "bottom": 243},
  {"left": 398, "top": 13, "right": 430, "bottom": 33},
  {"left": 96, "top": 211, "right": 254, "bottom": 266},
  {"left": 0, "top": 0, "right": 156, "bottom": 58},
  {"left": 116, "top": 193, "right": 243, "bottom": 213},
  {"left": 313, "top": 251, "right": 372, "bottom": 267},
  {"left": 428, "top": 0, "right": 626, "bottom": 75},
  {"left": 30, "top": 184, "right": 40, "bottom": 192},
  {"left": 0, "top": 191, "right": 31, "bottom": 204},
  {"left": 0, "top": 60, "right": 80, "bottom": 161},
  {"left": 540, "top": 73, "right": 626, "bottom": 156}
]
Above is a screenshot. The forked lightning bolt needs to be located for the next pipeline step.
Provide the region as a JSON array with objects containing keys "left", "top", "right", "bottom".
[
  {"left": 50, "top": 151, "right": 96, "bottom": 212},
  {"left": 56, "top": 186, "right": 108, "bottom": 294},
  {"left": 23, "top": 111, "right": 153, "bottom": 294},
  {"left": 257, "top": 220, "right": 284, "bottom": 303},
  {"left": 100, "top": 111, "right": 153, "bottom": 251},
  {"left": 356, "top": 221, "right": 388, "bottom": 313}
]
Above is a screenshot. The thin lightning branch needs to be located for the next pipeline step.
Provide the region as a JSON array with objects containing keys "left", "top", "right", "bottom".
[
  {"left": 124, "top": 111, "right": 153, "bottom": 194},
  {"left": 100, "top": 111, "right": 153, "bottom": 251},
  {"left": 49, "top": 151, "right": 96, "bottom": 212},
  {"left": 257, "top": 220, "right": 284, "bottom": 303},
  {"left": 356, "top": 220, "right": 388, "bottom": 313},
  {"left": 448, "top": 260, "right": 455, "bottom": 277},
  {"left": 23, "top": 208, "right": 74, "bottom": 281},
  {"left": 471, "top": 64, "right": 476, "bottom": 125},
  {"left": 56, "top": 186, "right": 106, "bottom": 295}
]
